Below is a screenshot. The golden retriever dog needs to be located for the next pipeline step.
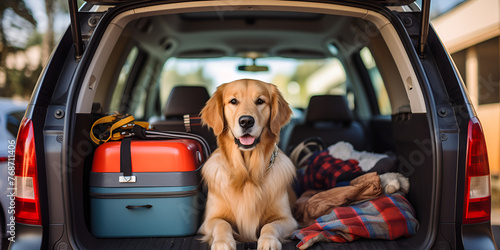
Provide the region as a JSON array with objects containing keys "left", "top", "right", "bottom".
[{"left": 199, "top": 79, "right": 298, "bottom": 250}]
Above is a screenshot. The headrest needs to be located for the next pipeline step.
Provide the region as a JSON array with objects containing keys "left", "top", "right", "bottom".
[
  {"left": 305, "top": 95, "right": 353, "bottom": 124},
  {"left": 164, "top": 86, "right": 210, "bottom": 118}
]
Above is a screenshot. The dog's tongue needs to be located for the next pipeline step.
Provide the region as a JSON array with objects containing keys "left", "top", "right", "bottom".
[{"left": 239, "top": 135, "right": 255, "bottom": 146}]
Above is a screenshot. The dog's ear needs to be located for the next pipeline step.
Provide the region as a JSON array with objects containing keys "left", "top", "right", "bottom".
[
  {"left": 201, "top": 84, "right": 225, "bottom": 136},
  {"left": 270, "top": 84, "right": 292, "bottom": 136}
]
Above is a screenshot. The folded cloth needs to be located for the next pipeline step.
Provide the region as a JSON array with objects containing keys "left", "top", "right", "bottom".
[
  {"left": 328, "top": 141, "right": 397, "bottom": 173},
  {"left": 302, "top": 150, "right": 363, "bottom": 191},
  {"left": 292, "top": 192, "right": 419, "bottom": 249},
  {"left": 380, "top": 172, "right": 410, "bottom": 194},
  {"left": 294, "top": 172, "right": 382, "bottom": 227}
]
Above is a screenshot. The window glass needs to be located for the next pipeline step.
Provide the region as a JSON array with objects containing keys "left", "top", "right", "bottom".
[
  {"left": 359, "top": 47, "right": 391, "bottom": 115},
  {"left": 476, "top": 37, "right": 500, "bottom": 105},
  {"left": 160, "top": 57, "right": 348, "bottom": 109},
  {"left": 109, "top": 47, "right": 139, "bottom": 112},
  {"left": 130, "top": 86, "right": 147, "bottom": 118},
  {"left": 6, "top": 111, "right": 25, "bottom": 137},
  {"left": 451, "top": 49, "right": 466, "bottom": 85},
  {"left": 128, "top": 62, "right": 157, "bottom": 119}
]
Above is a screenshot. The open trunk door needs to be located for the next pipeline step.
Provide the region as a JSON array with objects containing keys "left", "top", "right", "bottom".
[{"left": 66, "top": 0, "right": 430, "bottom": 59}]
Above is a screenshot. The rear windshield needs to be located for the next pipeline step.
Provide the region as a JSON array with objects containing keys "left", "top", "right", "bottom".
[{"left": 160, "top": 57, "right": 348, "bottom": 109}]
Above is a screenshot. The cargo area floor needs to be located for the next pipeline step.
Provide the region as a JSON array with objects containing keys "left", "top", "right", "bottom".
[{"left": 83, "top": 235, "right": 411, "bottom": 249}]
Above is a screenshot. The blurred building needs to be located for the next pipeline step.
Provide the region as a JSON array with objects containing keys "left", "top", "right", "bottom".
[{"left": 433, "top": 0, "right": 500, "bottom": 177}]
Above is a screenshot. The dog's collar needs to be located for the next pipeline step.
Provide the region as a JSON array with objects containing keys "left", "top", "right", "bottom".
[
  {"left": 220, "top": 143, "right": 279, "bottom": 176},
  {"left": 266, "top": 143, "right": 279, "bottom": 173}
]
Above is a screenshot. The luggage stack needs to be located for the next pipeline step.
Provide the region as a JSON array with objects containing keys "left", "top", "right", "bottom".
[{"left": 90, "top": 138, "right": 205, "bottom": 238}]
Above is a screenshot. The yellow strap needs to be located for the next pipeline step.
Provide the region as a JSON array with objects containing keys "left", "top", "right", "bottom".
[
  {"left": 103, "top": 115, "right": 134, "bottom": 144},
  {"left": 135, "top": 121, "right": 150, "bottom": 129},
  {"left": 90, "top": 114, "right": 151, "bottom": 144},
  {"left": 90, "top": 115, "right": 118, "bottom": 144},
  {"left": 111, "top": 132, "right": 123, "bottom": 141},
  {"left": 90, "top": 115, "right": 133, "bottom": 144},
  {"left": 109, "top": 115, "right": 135, "bottom": 133}
]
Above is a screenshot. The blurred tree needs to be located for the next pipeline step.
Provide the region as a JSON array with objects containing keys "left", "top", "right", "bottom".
[
  {"left": 43, "top": 0, "right": 56, "bottom": 64},
  {"left": 0, "top": 0, "right": 36, "bottom": 26},
  {"left": 43, "top": 0, "right": 84, "bottom": 63},
  {"left": 0, "top": 0, "right": 37, "bottom": 98}
]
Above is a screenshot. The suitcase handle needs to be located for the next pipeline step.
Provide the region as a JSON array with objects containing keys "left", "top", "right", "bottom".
[{"left": 126, "top": 205, "right": 153, "bottom": 209}]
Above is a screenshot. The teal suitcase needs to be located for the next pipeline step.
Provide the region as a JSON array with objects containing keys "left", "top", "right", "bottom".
[{"left": 89, "top": 185, "right": 202, "bottom": 237}]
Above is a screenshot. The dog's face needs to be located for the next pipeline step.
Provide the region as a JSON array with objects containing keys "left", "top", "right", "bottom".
[
  {"left": 222, "top": 80, "right": 270, "bottom": 150},
  {"left": 201, "top": 79, "right": 292, "bottom": 150}
]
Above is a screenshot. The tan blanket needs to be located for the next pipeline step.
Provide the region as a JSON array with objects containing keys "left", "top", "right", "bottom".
[{"left": 294, "top": 172, "right": 383, "bottom": 227}]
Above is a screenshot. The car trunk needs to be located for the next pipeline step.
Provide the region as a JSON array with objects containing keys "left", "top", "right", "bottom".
[
  {"left": 66, "top": 111, "right": 435, "bottom": 249},
  {"left": 64, "top": 0, "right": 440, "bottom": 249}
]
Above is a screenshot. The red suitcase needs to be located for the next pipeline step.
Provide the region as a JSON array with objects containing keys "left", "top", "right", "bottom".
[{"left": 92, "top": 139, "right": 203, "bottom": 173}]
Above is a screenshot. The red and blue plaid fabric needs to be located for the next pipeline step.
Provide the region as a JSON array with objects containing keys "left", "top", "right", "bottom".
[
  {"left": 291, "top": 192, "right": 419, "bottom": 249},
  {"left": 302, "top": 150, "right": 363, "bottom": 191}
]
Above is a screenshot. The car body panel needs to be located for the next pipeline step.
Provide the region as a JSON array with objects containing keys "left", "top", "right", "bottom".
[
  {"left": 7, "top": 0, "right": 496, "bottom": 249},
  {"left": 0, "top": 98, "right": 27, "bottom": 239}
]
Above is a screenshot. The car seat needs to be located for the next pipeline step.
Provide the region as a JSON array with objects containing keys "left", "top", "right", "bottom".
[{"left": 285, "top": 95, "right": 367, "bottom": 154}]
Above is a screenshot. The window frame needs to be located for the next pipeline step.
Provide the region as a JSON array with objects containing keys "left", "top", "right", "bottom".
[
  {"left": 107, "top": 46, "right": 148, "bottom": 114},
  {"left": 352, "top": 51, "right": 381, "bottom": 115}
]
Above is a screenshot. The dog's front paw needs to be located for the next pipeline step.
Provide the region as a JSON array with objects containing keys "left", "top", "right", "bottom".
[
  {"left": 257, "top": 236, "right": 282, "bottom": 250},
  {"left": 211, "top": 239, "right": 236, "bottom": 250}
]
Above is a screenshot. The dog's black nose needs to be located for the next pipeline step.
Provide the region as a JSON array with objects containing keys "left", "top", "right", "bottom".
[{"left": 239, "top": 116, "right": 255, "bottom": 129}]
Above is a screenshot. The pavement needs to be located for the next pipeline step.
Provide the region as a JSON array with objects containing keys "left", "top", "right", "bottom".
[
  {"left": 493, "top": 208, "right": 500, "bottom": 225},
  {"left": 492, "top": 208, "right": 500, "bottom": 247}
]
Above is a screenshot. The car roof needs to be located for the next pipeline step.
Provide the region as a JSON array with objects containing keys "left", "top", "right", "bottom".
[
  {"left": 83, "top": 0, "right": 416, "bottom": 6},
  {"left": 0, "top": 98, "right": 28, "bottom": 115}
]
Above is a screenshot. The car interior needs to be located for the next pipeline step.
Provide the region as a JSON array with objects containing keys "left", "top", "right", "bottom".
[{"left": 67, "top": 5, "right": 437, "bottom": 248}]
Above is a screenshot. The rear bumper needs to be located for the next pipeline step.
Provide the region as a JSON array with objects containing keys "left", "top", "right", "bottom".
[
  {"left": 7, "top": 224, "right": 42, "bottom": 250},
  {"left": 462, "top": 222, "right": 497, "bottom": 249}
]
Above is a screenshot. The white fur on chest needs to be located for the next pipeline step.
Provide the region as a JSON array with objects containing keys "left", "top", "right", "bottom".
[
  {"left": 203, "top": 152, "right": 295, "bottom": 241},
  {"left": 223, "top": 181, "right": 265, "bottom": 241}
]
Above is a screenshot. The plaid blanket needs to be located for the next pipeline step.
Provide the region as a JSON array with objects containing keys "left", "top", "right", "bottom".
[
  {"left": 301, "top": 150, "right": 363, "bottom": 191},
  {"left": 291, "top": 192, "right": 419, "bottom": 249}
]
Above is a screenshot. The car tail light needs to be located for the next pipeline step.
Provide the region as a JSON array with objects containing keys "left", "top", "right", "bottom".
[
  {"left": 0, "top": 156, "right": 7, "bottom": 162},
  {"left": 463, "top": 117, "right": 491, "bottom": 224},
  {"left": 14, "top": 117, "right": 42, "bottom": 225}
]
